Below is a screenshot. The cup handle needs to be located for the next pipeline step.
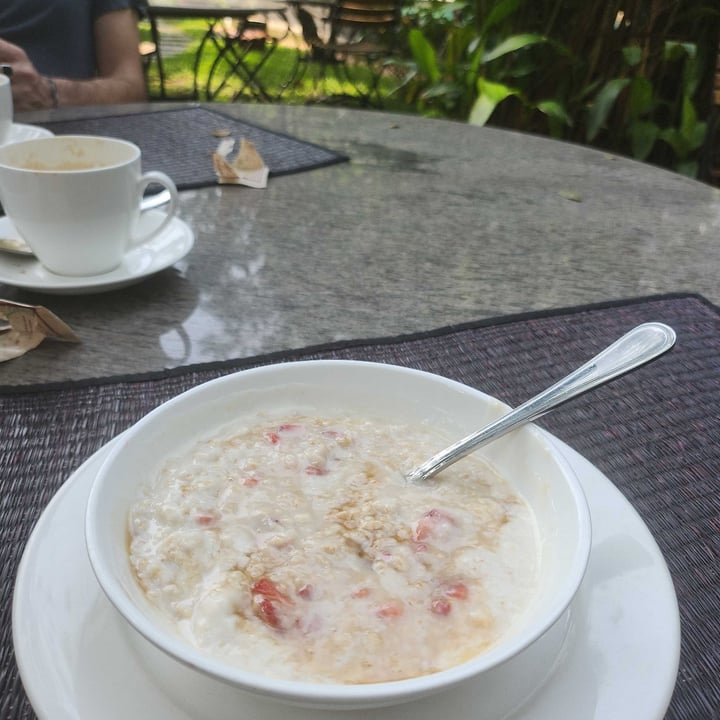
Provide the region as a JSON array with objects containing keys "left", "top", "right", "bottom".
[{"left": 131, "top": 171, "right": 179, "bottom": 246}]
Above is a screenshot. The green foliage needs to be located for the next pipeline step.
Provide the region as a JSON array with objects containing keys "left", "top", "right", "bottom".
[
  {"left": 585, "top": 40, "right": 709, "bottom": 175},
  {"left": 397, "top": 0, "right": 720, "bottom": 179},
  {"left": 398, "top": 0, "right": 566, "bottom": 127},
  {"left": 586, "top": 78, "right": 631, "bottom": 142}
]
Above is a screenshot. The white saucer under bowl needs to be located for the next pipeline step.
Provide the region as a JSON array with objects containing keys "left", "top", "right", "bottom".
[
  {"left": 0, "top": 210, "right": 193, "bottom": 294},
  {"left": 0, "top": 122, "right": 54, "bottom": 146},
  {"left": 12, "top": 436, "right": 680, "bottom": 720}
]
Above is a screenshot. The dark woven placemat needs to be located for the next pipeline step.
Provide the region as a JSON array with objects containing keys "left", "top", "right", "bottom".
[
  {"left": 2, "top": 292, "right": 719, "bottom": 719},
  {"left": 38, "top": 106, "right": 349, "bottom": 190}
]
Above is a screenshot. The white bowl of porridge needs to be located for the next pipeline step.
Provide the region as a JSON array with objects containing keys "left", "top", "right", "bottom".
[{"left": 86, "top": 360, "right": 591, "bottom": 712}]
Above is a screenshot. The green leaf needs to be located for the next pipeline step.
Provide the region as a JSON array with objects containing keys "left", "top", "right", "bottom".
[
  {"left": 629, "top": 120, "right": 659, "bottom": 160},
  {"left": 479, "top": 0, "right": 522, "bottom": 35},
  {"left": 676, "top": 96, "right": 707, "bottom": 152},
  {"left": 664, "top": 40, "right": 696, "bottom": 62},
  {"left": 683, "top": 52, "right": 702, "bottom": 98},
  {"left": 482, "top": 34, "right": 549, "bottom": 64},
  {"left": 421, "top": 82, "right": 463, "bottom": 100},
  {"left": 579, "top": 78, "right": 602, "bottom": 100},
  {"left": 658, "top": 127, "right": 686, "bottom": 157},
  {"left": 586, "top": 78, "right": 631, "bottom": 141},
  {"left": 408, "top": 29, "right": 441, "bottom": 84},
  {"left": 628, "top": 77, "right": 653, "bottom": 119},
  {"left": 684, "top": 120, "right": 708, "bottom": 152},
  {"left": 663, "top": 41, "right": 701, "bottom": 96},
  {"left": 680, "top": 95, "right": 698, "bottom": 141},
  {"left": 468, "top": 78, "right": 519, "bottom": 126},
  {"left": 536, "top": 100, "right": 572, "bottom": 127},
  {"left": 446, "top": 25, "right": 475, "bottom": 71},
  {"left": 622, "top": 45, "right": 642, "bottom": 67},
  {"left": 676, "top": 159, "right": 698, "bottom": 178}
]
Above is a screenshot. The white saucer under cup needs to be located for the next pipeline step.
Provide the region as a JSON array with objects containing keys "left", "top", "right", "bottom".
[
  {"left": 0, "top": 123, "right": 54, "bottom": 147},
  {"left": 0, "top": 135, "right": 178, "bottom": 276},
  {"left": 0, "top": 211, "right": 194, "bottom": 294}
]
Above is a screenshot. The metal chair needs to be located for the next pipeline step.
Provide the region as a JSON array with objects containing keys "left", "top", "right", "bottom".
[
  {"left": 138, "top": 7, "right": 167, "bottom": 99},
  {"left": 295, "top": 0, "right": 403, "bottom": 106},
  {"left": 202, "top": 16, "right": 277, "bottom": 102}
]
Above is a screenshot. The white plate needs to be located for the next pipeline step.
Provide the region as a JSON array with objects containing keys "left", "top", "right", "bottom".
[
  {"left": 0, "top": 122, "right": 54, "bottom": 147},
  {"left": 0, "top": 210, "right": 193, "bottom": 294},
  {"left": 12, "top": 436, "right": 680, "bottom": 720}
]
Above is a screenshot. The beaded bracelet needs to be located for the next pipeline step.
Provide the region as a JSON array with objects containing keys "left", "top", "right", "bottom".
[{"left": 44, "top": 76, "right": 59, "bottom": 108}]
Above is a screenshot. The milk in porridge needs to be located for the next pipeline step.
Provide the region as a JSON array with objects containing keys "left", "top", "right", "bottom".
[{"left": 128, "top": 414, "right": 539, "bottom": 683}]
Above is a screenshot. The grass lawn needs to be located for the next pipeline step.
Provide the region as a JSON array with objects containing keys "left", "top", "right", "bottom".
[{"left": 140, "top": 17, "right": 406, "bottom": 108}]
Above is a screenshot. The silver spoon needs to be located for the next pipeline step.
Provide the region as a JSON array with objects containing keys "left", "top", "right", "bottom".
[
  {"left": 406, "top": 322, "right": 676, "bottom": 483},
  {"left": 0, "top": 190, "right": 174, "bottom": 257}
]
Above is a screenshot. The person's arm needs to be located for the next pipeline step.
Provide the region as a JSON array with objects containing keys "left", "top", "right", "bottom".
[
  {"left": 1, "top": 8, "right": 146, "bottom": 112},
  {"left": 56, "top": 8, "right": 147, "bottom": 106}
]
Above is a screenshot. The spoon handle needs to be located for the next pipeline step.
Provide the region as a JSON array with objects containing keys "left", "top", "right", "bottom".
[{"left": 406, "top": 322, "right": 676, "bottom": 483}]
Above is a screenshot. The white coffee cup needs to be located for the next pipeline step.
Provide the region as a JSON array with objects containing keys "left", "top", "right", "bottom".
[
  {"left": 0, "top": 75, "right": 12, "bottom": 145},
  {"left": 0, "top": 135, "right": 178, "bottom": 276}
]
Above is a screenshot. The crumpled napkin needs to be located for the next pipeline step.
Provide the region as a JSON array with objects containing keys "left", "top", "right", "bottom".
[
  {"left": 212, "top": 137, "right": 269, "bottom": 189},
  {"left": 0, "top": 299, "right": 80, "bottom": 362}
]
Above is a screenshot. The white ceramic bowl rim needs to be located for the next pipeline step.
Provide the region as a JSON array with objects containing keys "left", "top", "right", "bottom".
[{"left": 85, "top": 359, "right": 592, "bottom": 706}]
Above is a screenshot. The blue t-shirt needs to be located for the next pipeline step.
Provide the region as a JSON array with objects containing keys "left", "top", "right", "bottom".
[{"left": 0, "top": 0, "right": 144, "bottom": 79}]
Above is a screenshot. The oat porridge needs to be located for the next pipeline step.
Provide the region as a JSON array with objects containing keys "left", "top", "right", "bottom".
[{"left": 128, "top": 413, "right": 539, "bottom": 683}]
